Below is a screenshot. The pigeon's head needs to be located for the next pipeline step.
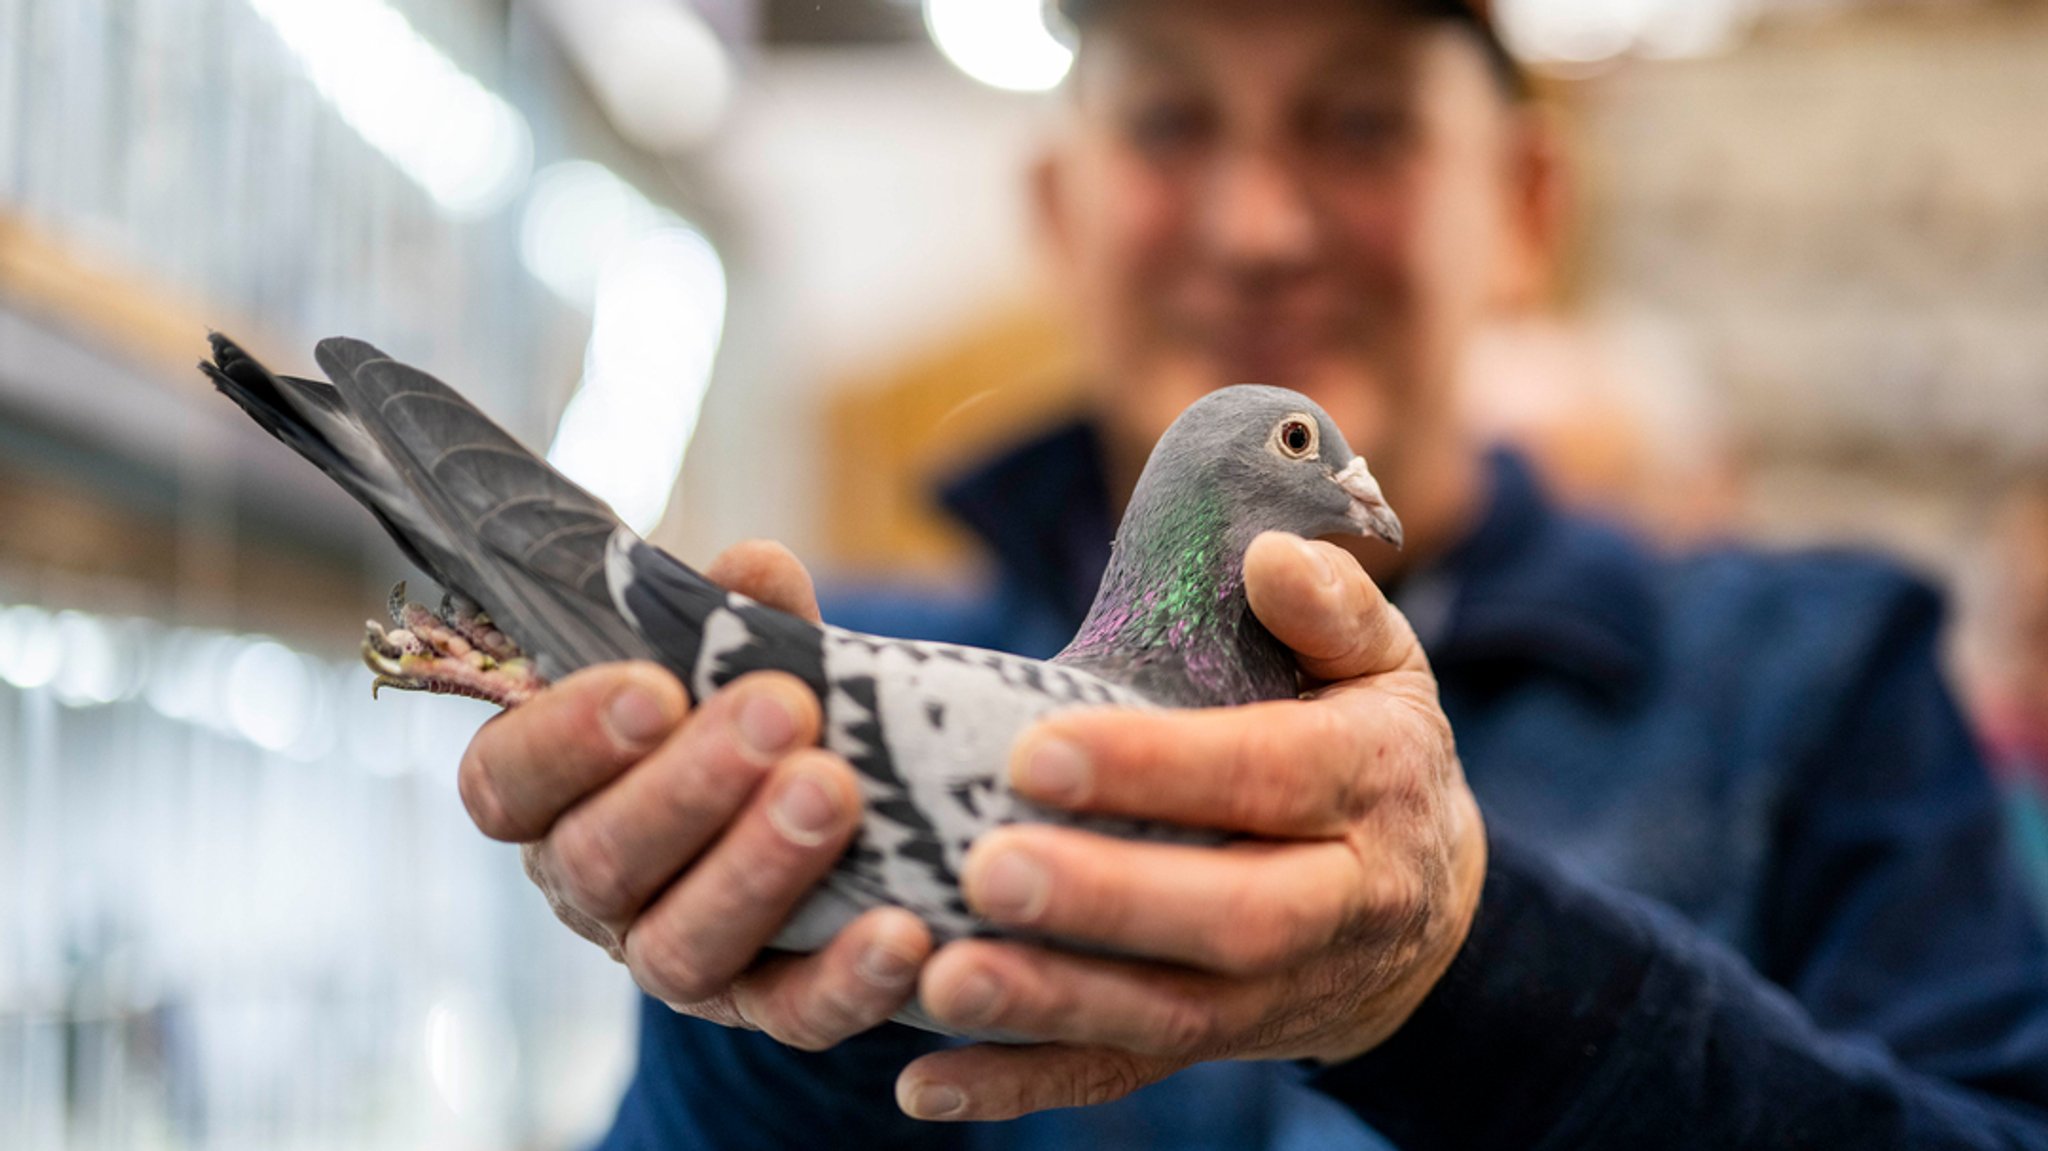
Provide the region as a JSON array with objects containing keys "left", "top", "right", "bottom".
[{"left": 1149, "top": 384, "right": 1404, "bottom": 550}]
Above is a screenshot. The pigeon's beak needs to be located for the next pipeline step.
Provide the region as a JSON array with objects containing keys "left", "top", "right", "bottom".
[{"left": 1330, "top": 457, "right": 1404, "bottom": 549}]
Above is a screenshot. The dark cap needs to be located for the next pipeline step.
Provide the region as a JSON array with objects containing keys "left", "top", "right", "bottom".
[{"left": 1051, "top": 0, "right": 1524, "bottom": 96}]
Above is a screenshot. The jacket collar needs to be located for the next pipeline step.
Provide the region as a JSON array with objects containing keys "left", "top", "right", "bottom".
[
  {"left": 1420, "top": 449, "right": 1659, "bottom": 702},
  {"left": 937, "top": 421, "right": 1117, "bottom": 628},
  {"left": 939, "top": 424, "right": 1658, "bottom": 701}
]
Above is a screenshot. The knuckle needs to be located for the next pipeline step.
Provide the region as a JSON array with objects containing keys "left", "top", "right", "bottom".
[
  {"left": 685, "top": 705, "right": 779, "bottom": 789},
  {"left": 1227, "top": 709, "right": 1351, "bottom": 830},
  {"left": 1220, "top": 724, "right": 1289, "bottom": 825},
  {"left": 457, "top": 748, "right": 520, "bottom": 840},
  {"left": 1216, "top": 892, "right": 1291, "bottom": 975},
  {"left": 1048, "top": 857, "right": 1120, "bottom": 937},
  {"left": 790, "top": 983, "right": 867, "bottom": 1051},
  {"left": 1148, "top": 993, "right": 1217, "bottom": 1056},
  {"left": 630, "top": 923, "right": 722, "bottom": 1004},
  {"left": 549, "top": 816, "right": 633, "bottom": 920},
  {"left": 1358, "top": 865, "right": 1429, "bottom": 939},
  {"left": 721, "top": 837, "right": 799, "bottom": 908},
  {"left": 1074, "top": 1054, "right": 1147, "bottom": 1108},
  {"left": 752, "top": 989, "right": 827, "bottom": 1051},
  {"left": 1346, "top": 594, "right": 1395, "bottom": 663},
  {"left": 1221, "top": 882, "right": 1324, "bottom": 975}
]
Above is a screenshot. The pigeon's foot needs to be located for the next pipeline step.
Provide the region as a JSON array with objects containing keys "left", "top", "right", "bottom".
[{"left": 360, "top": 582, "right": 546, "bottom": 708}]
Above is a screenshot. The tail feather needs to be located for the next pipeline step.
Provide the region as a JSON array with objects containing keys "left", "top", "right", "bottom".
[
  {"left": 203, "top": 333, "right": 454, "bottom": 579},
  {"left": 308, "top": 338, "right": 652, "bottom": 679}
]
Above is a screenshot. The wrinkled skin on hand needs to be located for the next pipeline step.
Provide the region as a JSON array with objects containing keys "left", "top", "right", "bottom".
[
  {"left": 456, "top": 533, "right": 1485, "bottom": 1120},
  {"left": 457, "top": 542, "right": 935, "bottom": 1052},
  {"left": 895, "top": 532, "right": 1486, "bottom": 1121}
]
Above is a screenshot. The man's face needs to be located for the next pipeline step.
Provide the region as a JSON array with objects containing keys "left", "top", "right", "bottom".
[{"left": 1041, "top": 0, "right": 1534, "bottom": 471}]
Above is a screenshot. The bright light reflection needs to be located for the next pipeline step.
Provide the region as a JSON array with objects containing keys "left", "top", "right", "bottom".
[
  {"left": 426, "top": 993, "right": 519, "bottom": 1120},
  {"left": 544, "top": 0, "right": 734, "bottom": 154},
  {"left": 520, "top": 162, "right": 669, "bottom": 311},
  {"left": 246, "top": 0, "right": 532, "bottom": 214},
  {"left": 1495, "top": 0, "right": 1751, "bottom": 65},
  {"left": 529, "top": 164, "right": 728, "bottom": 535},
  {"left": 925, "top": 0, "right": 1074, "bottom": 92},
  {"left": 51, "top": 612, "right": 133, "bottom": 707},
  {"left": 0, "top": 605, "right": 61, "bottom": 690},
  {"left": 228, "top": 641, "right": 314, "bottom": 753}
]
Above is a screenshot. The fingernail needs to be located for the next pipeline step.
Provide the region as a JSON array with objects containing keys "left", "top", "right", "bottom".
[
  {"left": 975, "top": 851, "right": 1050, "bottom": 922},
  {"left": 738, "top": 691, "right": 799, "bottom": 758},
  {"left": 769, "top": 770, "right": 842, "bottom": 846},
  {"left": 857, "top": 940, "right": 918, "bottom": 989},
  {"left": 945, "top": 970, "right": 1004, "bottom": 1028},
  {"left": 604, "top": 685, "right": 672, "bottom": 750},
  {"left": 1296, "top": 536, "right": 1339, "bottom": 589},
  {"left": 1015, "top": 736, "right": 1090, "bottom": 803},
  {"left": 902, "top": 1082, "right": 968, "bottom": 1121}
]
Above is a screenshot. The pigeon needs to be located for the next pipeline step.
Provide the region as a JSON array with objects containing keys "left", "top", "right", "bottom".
[{"left": 202, "top": 333, "right": 1403, "bottom": 999}]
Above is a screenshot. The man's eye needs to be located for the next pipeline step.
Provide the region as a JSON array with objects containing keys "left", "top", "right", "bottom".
[
  {"left": 1313, "top": 104, "right": 1409, "bottom": 158},
  {"left": 1125, "top": 103, "right": 1213, "bottom": 157}
]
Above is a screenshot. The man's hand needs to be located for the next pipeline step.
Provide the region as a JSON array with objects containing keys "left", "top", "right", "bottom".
[
  {"left": 895, "top": 531, "right": 1487, "bottom": 1122},
  {"left": 457, "top": 541, "right": 933, "bottom": 1051}
]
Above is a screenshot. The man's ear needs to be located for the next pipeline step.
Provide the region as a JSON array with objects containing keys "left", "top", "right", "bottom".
[
  {"left": 1030, "top": 143, "right": 1077, "bottom": 269},
  {"left": 1494, "top": 102, "right": 1572, "bottom": 310}
]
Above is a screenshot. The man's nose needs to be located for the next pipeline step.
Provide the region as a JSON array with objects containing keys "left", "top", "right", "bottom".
[{"left": 1201, "top": 145, "right": 1318, "bottom": 277}]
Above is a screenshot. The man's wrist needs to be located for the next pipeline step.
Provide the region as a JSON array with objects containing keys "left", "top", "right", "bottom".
[
  {"left": 1312, "top": 791, "right": 1491, "bottom": 1064},
  {"left": 1307, "top": 830, "right": 1660, "bottom": 1149}
]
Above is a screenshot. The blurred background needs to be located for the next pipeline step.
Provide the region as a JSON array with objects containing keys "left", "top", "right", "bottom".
[{"left": 2, "top": 0, "right": 2047, "bottom": 1147}]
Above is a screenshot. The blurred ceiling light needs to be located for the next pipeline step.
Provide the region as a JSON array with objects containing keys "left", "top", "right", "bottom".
[
  {"left": 425, "top": 992, "right": 520, "bottom": 1121},
  {"left": 1495, "top": 0, "right": 1753, "bottom": 66},
  {"left": 524, "top": 161, "right": 728, "bottom": 534},
  {"left": 925, "top": 0, "right": 1074, "bottom": 92},
  {"left": 520, "top": 162, "right": 671, "bottom": 311},
  {"left": 51, "top": 612, "right": 134, "bottom": 707},
  {"left": 548, "top": 227, "right": 729, "bottom": 534},
  {"left": 0, "top": 604, "right": 61, "bottom": 691},
  {"left": 145, "top": 629, "right": 237, "bottom": 725},
  {"left": 246, "top": 0, "right": 533, "bottom": 215},
  {"left": 227, "top": 640, "right": 314, "bottom": 753},
  {"left": 530, "top": 0, "right": 735, "bottom": 154}
]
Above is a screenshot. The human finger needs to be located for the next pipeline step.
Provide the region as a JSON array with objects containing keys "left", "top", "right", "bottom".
[
  {"left": 1242, "top": 532, "right": 1421, "bottom": 683},
  {"left": 705, "top": 539, "right": 823, "bottom": 624},
  {"left": 896, "top": 1042, "right": 1185, "bottom": 1123},
  {"left": 958, "top": 826, "right": 1399, "bottom": 975},
  {"left": 730, "top": 908, "right": 933, "bottom": 1051},
  {"left": 623, "top": 750, "right": 863, "bottom": 1005},
  {"left": 459, "top": 661, "right": 687, "bottom": 842},
  {"left": 530, "top": 671, "right": 819, "bottom": 930},
  {"left": 1008, "top": 695, "right": 1390, "bottom": 837},
  {"left": 918, "top": 937, "right": 1256, "bottom": 1054}
]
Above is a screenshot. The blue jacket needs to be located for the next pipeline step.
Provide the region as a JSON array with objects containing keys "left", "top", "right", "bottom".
[{"left": 600, "top": 426, "right": 2048, "bottom": 1149}]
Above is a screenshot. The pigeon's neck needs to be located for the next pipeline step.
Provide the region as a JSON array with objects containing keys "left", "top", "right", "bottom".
[{"left": 1058, "top": 485, "right": 1297, "bottom": 708}]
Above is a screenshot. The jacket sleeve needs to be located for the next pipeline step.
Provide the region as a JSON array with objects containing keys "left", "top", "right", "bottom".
[{"left": 1312, "top": 580, "right": 2048, "bottom": 1148}]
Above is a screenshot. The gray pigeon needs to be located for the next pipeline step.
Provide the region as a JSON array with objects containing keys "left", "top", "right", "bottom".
[{"left": 203, "top": 333, "right": 1402, "bottom": 1008}]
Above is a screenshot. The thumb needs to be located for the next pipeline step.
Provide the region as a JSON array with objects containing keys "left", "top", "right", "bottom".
[
  {"left": 704, "top": 540, "right": 823, "bottom": 624},
  {"left": 1242, "top": 532, "right": 1423, "bottom": 683}
]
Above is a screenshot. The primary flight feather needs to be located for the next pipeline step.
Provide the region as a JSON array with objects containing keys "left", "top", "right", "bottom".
[{"left": 203, "top": 333, "right": 1402, "bottom": 1008}]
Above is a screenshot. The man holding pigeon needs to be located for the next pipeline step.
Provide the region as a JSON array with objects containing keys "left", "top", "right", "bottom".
[{"left": 459, "top": 0, "right": 2048, "bottom": 1146}]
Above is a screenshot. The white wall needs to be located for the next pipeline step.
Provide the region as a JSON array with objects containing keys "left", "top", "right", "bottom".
[{"left": 659, "top": 46, "right": 1062, "bottom": 563}]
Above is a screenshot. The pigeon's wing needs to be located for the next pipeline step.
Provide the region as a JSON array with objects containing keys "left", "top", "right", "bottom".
[
  {"left": 314, "top": 338, "right": 650, "bottom": 679},
  {"left": 203, "top": 334, "right": 464, "bottom": 582},
  {"left": 803, "top": 627, "right": 1163, "bottom": 943},
  {"left": 608, "top": 533, "right": 1161, "bottom": 944}
]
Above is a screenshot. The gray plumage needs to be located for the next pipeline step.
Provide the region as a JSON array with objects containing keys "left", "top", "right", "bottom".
[{"left": 205, "top": 335, "right": 1401, "bottom": 1027}]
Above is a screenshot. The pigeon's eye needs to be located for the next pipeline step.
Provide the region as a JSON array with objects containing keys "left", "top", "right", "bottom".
[{"left": 1274, "top": 417, "right": 1318, "bottom": 460}]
